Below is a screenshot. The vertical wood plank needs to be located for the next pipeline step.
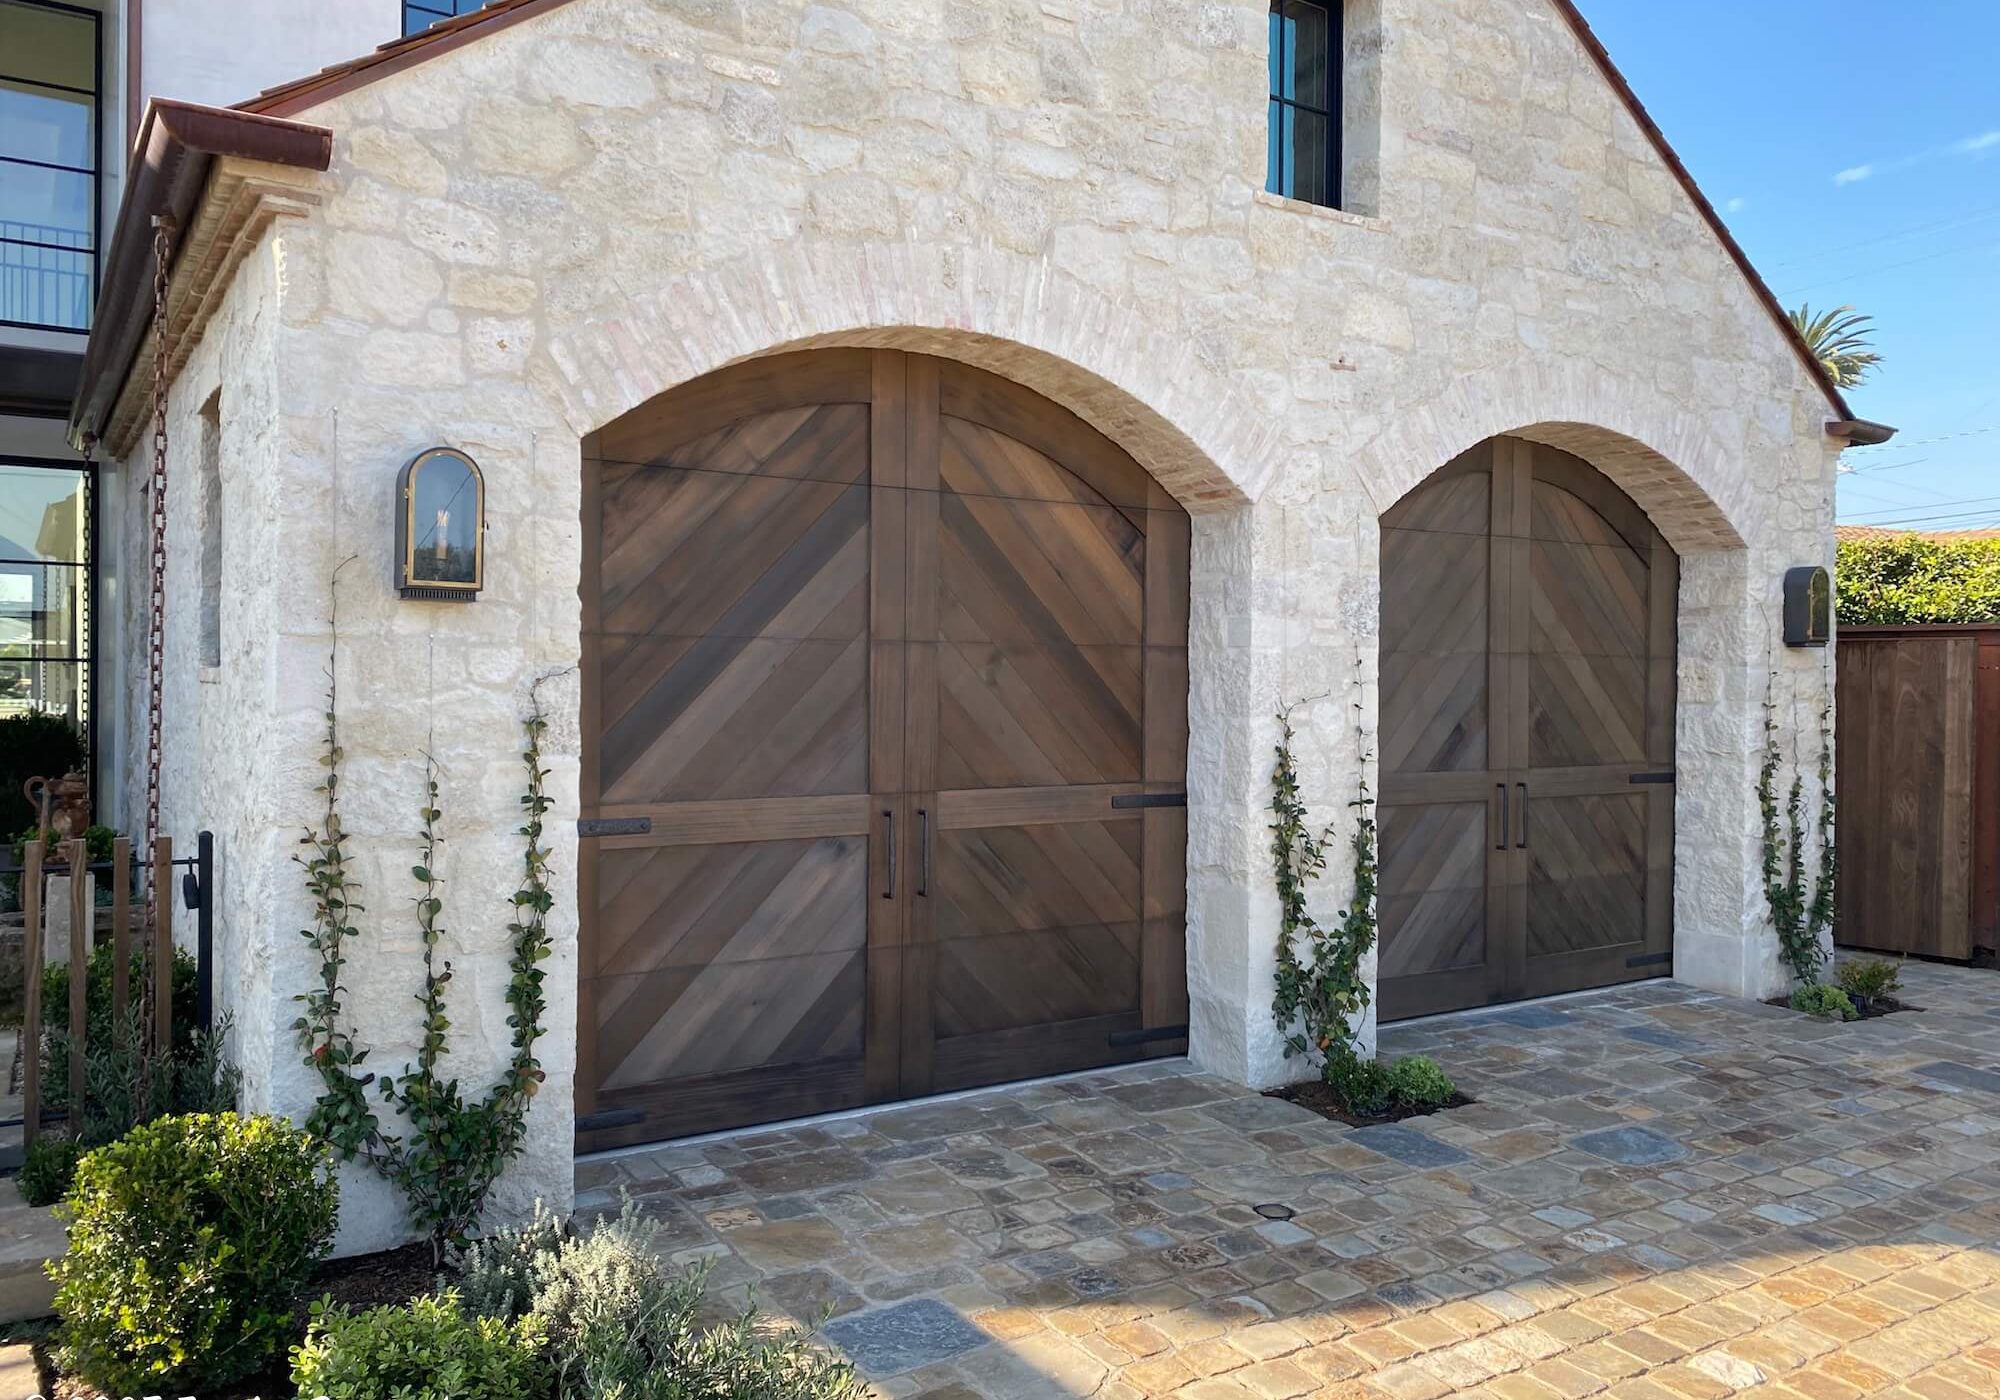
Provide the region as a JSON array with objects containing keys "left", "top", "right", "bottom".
[
  {"left": 22, "top": 842, "right": 42, "bottom": 1149},
  {"left": 1939, "top": 638, "right": 1975, "bottom": 958},
  {"left": 67, "top": 838, "right": 87, "bottom": 1113},
  {"left": 1975, "top": 638, "right": 2000, "bottom": 949},
  {"left": 575, "top": 450, "right": 602, "bottom": 1120},
  {"left": 153, "top": 836, "right": 173, "bottom": 1056},
  {"left": 111, "top": 836, "right": 130, "bottom": 1032},
  {"left": 896, "top": 354, "right": 941, "bottom": 1098}
]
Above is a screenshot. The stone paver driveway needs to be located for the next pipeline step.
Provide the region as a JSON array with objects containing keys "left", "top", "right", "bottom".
[{"left": 580, "top": 960, "right": 2000, "bottom": 1399}]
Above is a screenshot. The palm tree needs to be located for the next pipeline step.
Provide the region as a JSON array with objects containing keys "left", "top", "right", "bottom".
[{"left": 1788, "top": 303, "right": 1883, "bottom": 388}]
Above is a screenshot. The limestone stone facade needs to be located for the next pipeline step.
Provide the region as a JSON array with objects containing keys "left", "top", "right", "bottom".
[{"left": 104, "top": 0, "right": 1845, "bottom": 1249}]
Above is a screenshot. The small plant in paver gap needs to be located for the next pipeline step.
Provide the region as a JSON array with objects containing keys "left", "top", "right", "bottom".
[
  {"left": 1759, "top": 681, "right": 1835, "bottom": 989},
  {"left": 1789, "top": 984, "right": 1859, "bottom": 1022},
  {"left": 1836, "top": 957, "right": 1904, "bottom": 1002}
]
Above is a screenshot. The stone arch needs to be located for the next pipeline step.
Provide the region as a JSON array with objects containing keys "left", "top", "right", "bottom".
[
  {"left": 536, "top": 242, "right": 1272, "bottom": 514},
  {"left": 1355, "top": 359, "right": 1753, "bottom": 553}
]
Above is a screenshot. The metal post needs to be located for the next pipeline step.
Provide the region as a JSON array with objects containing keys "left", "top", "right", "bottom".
[{"left": 195, "top": 830, "right": 213, "bottom": 1031}]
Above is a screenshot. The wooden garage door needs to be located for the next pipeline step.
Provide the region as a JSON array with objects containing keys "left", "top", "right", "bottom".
[
  {"left": 577, "top": 350, "right": 1190, "bottom": 1149},
  {"left": 1377, "top": 437, "right": 1677, "bottom": 1021}
]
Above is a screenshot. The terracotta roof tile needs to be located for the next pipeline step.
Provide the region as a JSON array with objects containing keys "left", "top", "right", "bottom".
[{"left": 235, "top": 0, "right": 1851, "bottom": 419}]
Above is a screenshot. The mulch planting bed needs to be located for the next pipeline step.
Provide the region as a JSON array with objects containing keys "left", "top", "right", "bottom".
[
  {"left": 1763, "top": 993, "right": 1921, "bottom": 1020},
  {"left": 1266, "top": 1080, "right": 1475, "bottom": 1127},
  {"left": 37, "top": 1242, "right": 437, "bottom": 1400}
]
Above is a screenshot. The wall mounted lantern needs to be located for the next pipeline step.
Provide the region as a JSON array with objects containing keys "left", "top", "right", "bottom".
[
  {"left": 395, "top": 447, "right": 484, "bottom": 601},
  {"left": 1783, "top": 565, "right": 1831, "bottom": 647}
]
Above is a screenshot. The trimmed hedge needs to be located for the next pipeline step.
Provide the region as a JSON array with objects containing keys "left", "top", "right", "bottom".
[
  {"left": 1837, "top": 535, "right": 2000, "bottom": 625},
  {"left": 50, "top": 1113, "right": 337, "bottom": 1394}
]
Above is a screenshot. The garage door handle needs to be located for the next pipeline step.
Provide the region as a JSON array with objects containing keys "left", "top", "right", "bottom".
[
  {"left": 1516, "top": 783, "right": 1528, "bottom": 849},
  {"left": 1495, "top": 784, "right": 1508, "bottom": 851},
  {"left": 883, "top": 809, "right": 895, "bottom": 899},
  {"left": 917, "top": 808, "right": 930, "bottom": 897}
]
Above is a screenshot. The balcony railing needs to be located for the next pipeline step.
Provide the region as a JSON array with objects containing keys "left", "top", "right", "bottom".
[{"left": 0, "top": 221, "right": 93, "bottom": 332}]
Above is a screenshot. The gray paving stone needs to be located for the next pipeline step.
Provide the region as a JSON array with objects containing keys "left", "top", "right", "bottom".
[
  {"left": 1346, "top": 1123, "right": 1472, "bottom": 1167},
  {"left": 1570, "top": 1126, "right": 1689, "bottom": 1165},
  {"left": 820, "top": 1297, "right": 991, "bottom": 1375}
]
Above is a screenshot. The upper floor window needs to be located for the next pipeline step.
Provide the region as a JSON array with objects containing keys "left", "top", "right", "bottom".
[
  {"left": 403, "top": 0, "right": 491, "bottom": 36},
  {"left": 0, "top": 0, "right": 99, "bottom": 332},
  {"left": 1266, "top": 0, "right": 1342, "bottom": 209}
]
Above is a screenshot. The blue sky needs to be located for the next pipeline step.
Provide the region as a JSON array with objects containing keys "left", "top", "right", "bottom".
[{"left": 1581, "top": 1, "right": 2000, "bottom": 527}]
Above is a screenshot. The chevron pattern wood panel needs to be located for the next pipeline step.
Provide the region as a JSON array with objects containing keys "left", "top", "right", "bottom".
[
  {"left": 1528, "top": 477, "right": 1649, "bottom": 769},
  {"left": 1526, "top": 793, "right": 1647, "bottom": 958},
  {"left": 934, "top": 820, "right": 1142, "bottom": 1037},
  {"left": 591, "top": 836, "right": 868, "bottom": 1089},
  {"left": 595, "top": 402, "right": 872, "bottom": 805},
  {"left": 1379, "top": 802, "right": 1488, "bottom": 978}
]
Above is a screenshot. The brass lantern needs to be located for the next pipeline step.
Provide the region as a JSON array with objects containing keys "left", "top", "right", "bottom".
[{"left": 395, "top": 448, "right": 485, "bottom": 601}]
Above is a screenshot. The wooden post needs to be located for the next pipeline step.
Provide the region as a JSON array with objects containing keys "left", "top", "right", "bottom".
[
  {"left": 21, "top": 842, "right": 43, "bottom": 1149},
  {"left": 152, "top": 836, "right": 173, "bottom": 1056},
  {"left": 111, "top": 836, "right": 131, "bottom": 1032},
  {"left": 67, "top": 838, "right": 88, "bottom": 1114}
]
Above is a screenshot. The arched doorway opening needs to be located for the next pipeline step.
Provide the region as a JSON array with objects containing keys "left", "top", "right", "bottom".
[
  {"left": 1377, "top": 435, "right": 1679, "bottom": 1021},
  {"left": 576, "top": 349, "right": 1192, "bottom": 1149}
]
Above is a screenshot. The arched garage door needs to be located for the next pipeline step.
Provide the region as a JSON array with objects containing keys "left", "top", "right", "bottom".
[
  {"left": 577, "top": 350, "right": 1191, "bottom": 1150},
  {"left": 1377, "top": 436, "right": 1678, "bottom": 1021}
]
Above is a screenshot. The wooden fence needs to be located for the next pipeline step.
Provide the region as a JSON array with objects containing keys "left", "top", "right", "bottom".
[
  {"left": 1835, "top": 625, "right": 2000, "bottom": 961},
  {"left": 17, "top": 835, "right": 175, "bottom": 1149}
]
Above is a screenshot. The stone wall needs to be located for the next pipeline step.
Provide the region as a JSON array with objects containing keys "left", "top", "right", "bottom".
[{"left": 117, "top": 0, "right": 1840, "bottom": 1248}]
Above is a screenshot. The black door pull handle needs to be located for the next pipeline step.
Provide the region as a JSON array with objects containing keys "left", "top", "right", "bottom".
[
  {"left": 1516, "top": 783, "right": 1528, "bottom": 849},
  {"left": 918, "top": 808, "right": 930, "bottom": 897},
  {"left": 1495, "top": 784, "right": 1508, "bottom": 851},
  {"left": 883, "top": 810, "right": 895, "bottom": 898}
]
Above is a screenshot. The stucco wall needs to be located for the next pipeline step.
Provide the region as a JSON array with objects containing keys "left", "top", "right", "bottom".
[{"left": 122, "top": 0, "right": 1840, "bottom": 1247}]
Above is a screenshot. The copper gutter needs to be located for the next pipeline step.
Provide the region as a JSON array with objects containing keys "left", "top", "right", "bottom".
[{"left": 68, "top": 98, "right": 332, "bottom": 448}]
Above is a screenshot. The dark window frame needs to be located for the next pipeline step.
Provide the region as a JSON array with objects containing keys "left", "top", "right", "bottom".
[
  {"left": 0, "top": 454, "right": 99, "bottom": 808},
  {"left": 402, "top": 0, "right": 487, "bottom": 36},
  {"left": 1266, "top": 0, "right": 1343, "bottom": 211},
  {"left": 0, "top": 0, "right": 102, "bottom": 334}
]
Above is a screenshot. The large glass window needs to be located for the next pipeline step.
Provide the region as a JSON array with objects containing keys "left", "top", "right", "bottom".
[
  {"left": 0, "top": 461, "right": 93, "bottom": 782},
  {"left": 0, "top": 0, "right": 99, "bottom": 331},
  {"left": 1267, "top": 0, "right": 1342, "bottom": 209},
  {"left": 403, "top": 0, "right": 491, "bottom": 36}
]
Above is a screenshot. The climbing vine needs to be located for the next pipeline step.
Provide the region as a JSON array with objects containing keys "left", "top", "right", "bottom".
[
  {"left": 294, "top": 573, "right": 555, "bottom": 1256},
  {"left": 1758, "top": 679, "right": 1835, "bottom": 988},
  {"left": 1270, "top": 696, "right": 1377, "bottom": 1068}
]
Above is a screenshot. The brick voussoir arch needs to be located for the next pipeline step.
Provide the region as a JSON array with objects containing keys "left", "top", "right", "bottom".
[
  {"left": 1358, "top": 359, "right": 1756, "bottom": 553},
  {"left": 537, "top": 242, "right": 1271, "bottom": 513}
]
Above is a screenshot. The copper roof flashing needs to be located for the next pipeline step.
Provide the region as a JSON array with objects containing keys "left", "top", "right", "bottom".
[{"left": 68, "top": 100, "right": 332, "bottom": 448}]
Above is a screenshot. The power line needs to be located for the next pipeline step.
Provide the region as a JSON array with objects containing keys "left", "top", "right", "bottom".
[
  {"left": 1779, "top": 235, "right": 2000, "bottom": 298},
  {"left": 1767, "top": 202, "right": 2000, "bottom": 270},
  {"left": 1841, "top": 490, "right": 2000, "bottom": 520}
]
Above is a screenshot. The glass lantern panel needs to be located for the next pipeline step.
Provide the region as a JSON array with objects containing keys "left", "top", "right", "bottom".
[{"left": 409, "top": 453, "right": 479, "bottom": 586}]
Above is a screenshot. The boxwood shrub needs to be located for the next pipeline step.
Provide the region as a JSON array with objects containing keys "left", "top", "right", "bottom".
[{"left": 49, "top": 1112, "right": 337, "bottom": 1394}]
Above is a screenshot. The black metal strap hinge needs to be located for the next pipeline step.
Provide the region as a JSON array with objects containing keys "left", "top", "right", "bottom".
[
  {"left": 1626, "top": 951, "right": 1672, "bottom": 968},
  {"left": 578, "top": 817, "right": 651, "bottom": 837},
  {"left": 1628, "top": 771, "right": 1675, "bottom": 785},
  {"left": 1110, "top": 792, "right": 1188, "bottom": 810}
]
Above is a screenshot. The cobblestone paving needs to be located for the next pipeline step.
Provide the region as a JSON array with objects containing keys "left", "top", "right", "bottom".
[{"left": 583, "top": 960, "right": 2000, "bottom": 1399}]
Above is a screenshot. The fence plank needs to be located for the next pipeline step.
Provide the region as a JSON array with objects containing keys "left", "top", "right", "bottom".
[
  {"left": 21, "top": 842, "right": 42, "bottom": 1149},
  {"left": 111, "top": 836, "right": 130, "bottom": 1031},
  {"left": 152, "top": 836, "right": 173, "bottom": 1056},
  {"left": 67, "top": 838, "right": 87, "bottom": 1113}
]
